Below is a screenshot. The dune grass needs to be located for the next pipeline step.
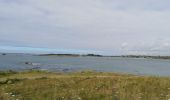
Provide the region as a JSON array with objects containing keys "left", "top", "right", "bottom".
[{"left": 0, "top": 70, "right": 170, "bottom": 100}]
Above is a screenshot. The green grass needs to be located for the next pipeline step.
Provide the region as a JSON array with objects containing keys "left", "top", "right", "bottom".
[{"left": 0, "top": 71, "right": 170, "bottom": 100}]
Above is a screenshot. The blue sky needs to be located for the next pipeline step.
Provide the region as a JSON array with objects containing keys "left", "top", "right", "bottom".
[{"left": 0, "top": 0, "right": 170, "bottom": 55}]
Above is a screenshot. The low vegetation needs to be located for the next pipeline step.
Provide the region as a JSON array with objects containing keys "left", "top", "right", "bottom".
[{"left": 0, "top": 70, "right": 170, "bottom": 100}]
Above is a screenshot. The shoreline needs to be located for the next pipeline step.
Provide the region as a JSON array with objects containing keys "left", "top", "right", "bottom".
[{"left": 0, "top": 69, "right": 169, "bottom": 77}]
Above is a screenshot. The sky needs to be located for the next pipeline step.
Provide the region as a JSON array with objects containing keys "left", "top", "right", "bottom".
[{"left": 0, "top": 0, "right": 170, "bottom": 55}]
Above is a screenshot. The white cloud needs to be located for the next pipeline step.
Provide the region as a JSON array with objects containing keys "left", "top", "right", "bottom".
[{"left": 0, "top": 0, "right": 170, "bottom": 55}]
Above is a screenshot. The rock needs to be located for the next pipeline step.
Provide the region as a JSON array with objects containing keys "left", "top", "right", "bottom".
[
  {"left": 7, "top": 80, "right": 13, "bottom": 84},
  {"left": 0, "top": 79, "right": 8, "bottom": 84},
  {"left": 25, "top": 62, "right": 32, "bottom": 65},
  {"left": 25, "top": 62, "right": 41, "bottom": 66},
  {"left": 2, "top": 53, "right": 6, "bottom": 56},
  {"left": 62, "top": 68, "right": 70, "bottom": 72}
]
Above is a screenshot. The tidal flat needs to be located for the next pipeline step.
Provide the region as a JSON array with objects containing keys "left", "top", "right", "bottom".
[{"left": 0, "top": 70, "right": 170, "bottom": 100}]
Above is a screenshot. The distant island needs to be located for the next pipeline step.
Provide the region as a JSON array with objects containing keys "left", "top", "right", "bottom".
[
  {"left": 121, "top": 55, "right": 170, "bottom": 59},
  {"left": 37, "top": 53, "right": 170, "bottom": 59},
  {"left": 38, "top": 54, "right": 81, "bottom": 57},
  {"left": 38, "top": 54, "right": 103, "bottom": 57}
]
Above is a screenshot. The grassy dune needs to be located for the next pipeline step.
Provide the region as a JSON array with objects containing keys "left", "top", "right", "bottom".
[{"left": 0, "top": 70, "right": 170, "bottom": 100}]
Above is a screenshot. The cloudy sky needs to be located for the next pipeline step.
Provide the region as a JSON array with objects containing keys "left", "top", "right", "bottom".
[{"left": 0, "top": 0, "right": 170, "bottom": 55}]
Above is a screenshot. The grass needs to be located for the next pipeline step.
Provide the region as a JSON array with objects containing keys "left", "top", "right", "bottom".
[{"left": 0, "top": 70, "right": 170, "bottom": 100}]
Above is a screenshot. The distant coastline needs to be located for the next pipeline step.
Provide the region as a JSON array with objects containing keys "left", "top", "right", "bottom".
[
  {"left": 38, "top": 54, "right": 104, "bottom": 57},
  {"left": 2, "top": 53, "right": 170, "bottom": 60},
  {"left": 120, "top": 55, "right": 170, "bottom": 60},
  {"left": 37, "top": 53, "right": 170, "bottom": 59}
]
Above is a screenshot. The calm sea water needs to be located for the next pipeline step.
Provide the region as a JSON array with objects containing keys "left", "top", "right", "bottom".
[{"left": 0, "top": 54, "right": 170, "bottom": 76}]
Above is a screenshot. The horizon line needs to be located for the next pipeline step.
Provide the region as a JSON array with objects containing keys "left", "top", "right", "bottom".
[{"left": 0, "top": 45, "right": 110, "bottom": 55}]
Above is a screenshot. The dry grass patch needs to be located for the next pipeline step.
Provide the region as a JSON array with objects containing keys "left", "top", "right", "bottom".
[{"left": 0, "top": 71, "right": 170, "bottom": 100}]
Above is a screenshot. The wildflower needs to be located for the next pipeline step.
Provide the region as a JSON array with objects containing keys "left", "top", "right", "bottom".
[
  {"left": 115, "top": 91, "right": 119, "bottom": 94},
  {"left": 138, "top": 96, "right": 141, "bottom": 98},
  {"left": 5, "top": 93, "right": 8, "bottom": 95}
]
